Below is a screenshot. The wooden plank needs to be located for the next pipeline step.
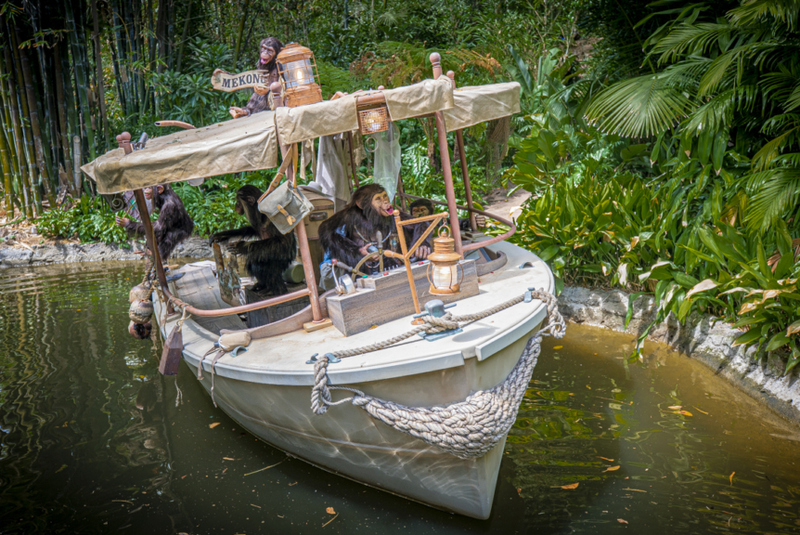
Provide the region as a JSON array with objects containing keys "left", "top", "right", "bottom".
[{"left": 327, "top": 260, "right": 479, "bottom": 336}]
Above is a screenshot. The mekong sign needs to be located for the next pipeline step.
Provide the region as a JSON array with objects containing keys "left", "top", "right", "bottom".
[{"left": 210, "top": 70, "right": 270, "bottom": 92}]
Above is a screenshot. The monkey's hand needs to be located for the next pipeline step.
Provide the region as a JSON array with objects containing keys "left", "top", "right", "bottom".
[
  {"left": 416, "top": 245, "right": 431, "bottom": 260},
  {"left": 228, "top": 241, "right": 249, "bottom": 257},
  {"left": 229, "top": 107, "right": 248, "bottom": 119},
  {"left": 115, "top": 216, "right": 130, "bottom": 228},
  {"left": 208, "top": 233, "right": 221, "bottom": 246}
]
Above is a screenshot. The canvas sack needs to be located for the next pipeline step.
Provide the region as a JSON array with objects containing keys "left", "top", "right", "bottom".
[{"left": 257, "top": 182, "right": 314, "bottom": 234}]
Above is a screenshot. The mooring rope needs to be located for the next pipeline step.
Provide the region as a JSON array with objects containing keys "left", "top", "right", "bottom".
[{"left": 310, "top": 289, "right": 565, "bottom": 459}]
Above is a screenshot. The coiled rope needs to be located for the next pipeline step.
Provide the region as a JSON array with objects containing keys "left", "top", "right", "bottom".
[{"left": 311, "top": 289, "right": 565, "bottom": 459}]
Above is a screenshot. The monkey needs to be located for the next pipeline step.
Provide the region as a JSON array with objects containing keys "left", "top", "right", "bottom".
[
  {"left": 209, "top": 185, "right": 296, "bottom": 295},
  {"left": 223, "top": 37, "right": 284, "bottom": 119},
  {"left": 116, "top": 184, "right": 194, "bottom": 262},
  {"left": 319, "top": 184, "right": 431, "bottom": 275},
  {"left": 409, "top": 198, "right": 486, "bottom": 231}
]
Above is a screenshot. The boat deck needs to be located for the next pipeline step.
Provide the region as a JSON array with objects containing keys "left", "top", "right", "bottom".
[{"left": 157, "top": 240, "right": 552, "bottom": 387}]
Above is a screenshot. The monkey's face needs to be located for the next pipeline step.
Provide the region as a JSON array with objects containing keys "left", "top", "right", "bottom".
[
  {"left": 260, "top": 45, "right": 276, "bottom": 64},
  {"left": 411, "top": 205, "right": 432, "bottom": 218},
  {"left": 372, "top": 192, "right": 394, "bottom": 217},
  {"left": 144, "top": 185, "right": 164, "bottom": 200}
]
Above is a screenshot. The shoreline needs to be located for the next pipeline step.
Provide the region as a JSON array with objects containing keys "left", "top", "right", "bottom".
[{"left": 2, "top": 239, "right": 798, "bottom": 426}]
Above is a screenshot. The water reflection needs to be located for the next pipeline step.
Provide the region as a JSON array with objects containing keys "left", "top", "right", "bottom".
[{"left": 0, "top": 264, "right": 799, "bottom": 533}]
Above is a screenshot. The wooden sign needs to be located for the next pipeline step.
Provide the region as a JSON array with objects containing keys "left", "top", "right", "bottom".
[{"left": 210, "top": 70, "right": 271, "bottom": 92}]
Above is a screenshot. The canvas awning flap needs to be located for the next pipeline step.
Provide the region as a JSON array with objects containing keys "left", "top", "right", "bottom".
[
  {"left": 273, "top": 76, "right": 455, "bottom": 144},
  {"left": 382, "top": 76, "right": 454, "bottom": 122},
  {"left": 82, "top": 111, "right": 279, "bottom": 194},
  {"left": 274, "top": 94, "right": 360, "bottom": 145},
  {"left": 443, "top": 82, "right": 521, "bottom": 132}
]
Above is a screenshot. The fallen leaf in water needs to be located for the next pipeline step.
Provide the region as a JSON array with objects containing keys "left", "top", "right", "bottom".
[
  {"left": 693, "top": 406, "right": 709, "bottom": 415},
  {"left": 730, "top": 472, "right": 735, "bottom": 485},
  {"left": 679, "top": 410, "right": 693, "bottom": 417},
  {"left": 223, "top": 457, "right": 236, "bottom": 461},
  {"left": 597, "top": 456, "right": 615, "bottom": 462},
  {"left": 623, "top": 488, "right": 647, "bottom": 493},
  {"left": 209, "top": 422, "right": 220, "bottom": 429},
  {"left": 516, "top": 488, "right": 522, "bottom": 495},
  {"left": 181, "top": 475, "right": 188, "bottom": 479},
  {"left": 561, "top": 482, "right": 579, "bottom": 489},
  {"left": 618, "top": 518, "right": 628, "bottom": 524},
  {"left": 586, "top": 385, "right": 592, "bottom": 389},
  {"left": 326, "top": 507, "right": 336, "bottom": 514},
  {"left": 603, "top": 466, "right": 621, "bottom": 473},
  {"left": 553, "top": 345, "right": 563, "bottom": 350},
  {"left": 251, "top": 504, "right": 261, "bottom": 509},
  {"left": 668, "top": 405, "right": 682, "bottom": 410},
  {"left": 288, "top": 482, "right": 297, "bottom": 486},
  {"left": 222, "top": 468, "right": 227, "bottom": 474}
]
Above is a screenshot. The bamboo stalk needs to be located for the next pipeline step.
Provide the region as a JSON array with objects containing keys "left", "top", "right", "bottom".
[
  {"left": 2, "top": 35, "right": 33, "bottom": 217},
  {"left": 0, "top": 112, "right": 13, "bottom": 218},
  {"left": 53, "top": 42, "right": 75, "bottom": 192},
  {"left": 91, "top": 0, "right": 111, "bottom": 149},
  {"left": 233, "top": 0, "right": 251, "bottom": 67},
  {"left": 65, "top": 0, "right": 97, "bottom": 161},
  {"left": 15, "top": 26, "right": 56, "bottom": 207},
  {"left": 9, "top": 26, "right": 42, "bottom": 215}
]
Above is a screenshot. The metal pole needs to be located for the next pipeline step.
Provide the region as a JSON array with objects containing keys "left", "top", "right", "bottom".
[
  {"left": 270, "top": 82, "right": 324, "bottom": 324},
  {"left": 447, "top": 70, "right": 477, "bottom": 231},
  {"left": 117, "top": 132, "right": 170, "bottom": 310},
  {"left": 429, "top": 53, "right": 463, "bottom": 256},
  {"left": 72, "top": 135, "right": 81, "bottom": 193}
]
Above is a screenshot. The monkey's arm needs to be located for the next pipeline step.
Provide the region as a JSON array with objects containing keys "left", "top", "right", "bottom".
[
  {"left": 319, "top": 213, "right": 364, "bottom": 268},
  {"left": 209, "top": 226, "right": 258, "bottom": 245}
]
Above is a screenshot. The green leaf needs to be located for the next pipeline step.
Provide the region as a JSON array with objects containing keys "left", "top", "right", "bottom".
[
  {"left": 625, "top": 292, "right": 646, "bottom": 329},
  {"left": 733, "top": 328, "right": 762, "bottom": 347},
  {"left": 766, "top": 332, "right": 790, "bottom": 352}
]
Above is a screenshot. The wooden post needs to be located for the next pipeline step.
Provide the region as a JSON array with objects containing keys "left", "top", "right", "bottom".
[
  {"left": 346, "top": 132, "right": 359, "bottom": 190},
  {"left": 447, "top": 71, "right": 477, "bottom": 231},
  {"left": 393, "top": 211, "right": 421, "bottom": 315},
  {"left": 429, "top": 53, "right": 463, "bottom": 256},
  {"left": 117, "top": 132, "right": 170, "bottom": 310},
  {"left": 270, "top": 82, "right": 326, "bottom": 327}
]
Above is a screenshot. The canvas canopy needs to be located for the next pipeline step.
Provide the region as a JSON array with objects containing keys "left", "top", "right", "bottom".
[{"left": 83, "top": 78, "right": 520, "bottom": 194}]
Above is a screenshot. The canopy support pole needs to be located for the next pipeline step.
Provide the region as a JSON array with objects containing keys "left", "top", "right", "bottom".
[
  {"left": 447, "top": 71, "right": 477, "bottom": 232},
  {"left": 271, "top": 82, "right": 325, "bottom": 327},
  {"left": 429, "top": 53, "right": 463, "bottom": 256},
  {"left": 116, "top": 132, "right": 171, "bottom": 313}
]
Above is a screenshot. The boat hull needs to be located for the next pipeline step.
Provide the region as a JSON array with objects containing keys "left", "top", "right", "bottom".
[{"left": 182, "top": 331, "right": 536, "bottom": 519}]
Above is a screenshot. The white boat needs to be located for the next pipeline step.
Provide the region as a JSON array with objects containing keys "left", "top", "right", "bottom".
[{"left": 83, "top": 52, "right": 563, "bottom": 519}]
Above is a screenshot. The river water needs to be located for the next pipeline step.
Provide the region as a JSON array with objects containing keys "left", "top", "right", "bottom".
[{"left": 1, "top": 262, "right": 799, "bottom": 534}]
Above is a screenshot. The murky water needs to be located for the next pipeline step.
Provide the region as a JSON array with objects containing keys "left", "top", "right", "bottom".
[{"left": 1, "top": 263, "right": 799, "bottom": 534}]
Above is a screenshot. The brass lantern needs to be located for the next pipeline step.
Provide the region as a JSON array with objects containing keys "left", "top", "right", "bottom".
[
  {"left": 427, "top": 227, "right": 462, "bottom": 295},
  {"left": 276, "top": 43, "right": 323, "bottom": 107}
]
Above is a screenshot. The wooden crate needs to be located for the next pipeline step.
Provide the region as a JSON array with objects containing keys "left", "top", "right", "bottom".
[{"left": 326, "top": 259, "right": 479, "bottom": 337}]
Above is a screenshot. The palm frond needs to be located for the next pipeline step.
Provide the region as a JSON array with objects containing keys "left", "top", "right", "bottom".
[
  {"left": 745, "top": 167, "right": 800, "bottom": 232},
  {"left": 751, "top": 126, "right": 800, "bottom": 171},
  {"left": 653, "top": 22, "right": 734, "bottom": 63},
  {"left": 585, "top": 73, "right": 695, "bottom": 138},
  {"left": 729, "top": 0, "right": 800, "bottom": 31}
]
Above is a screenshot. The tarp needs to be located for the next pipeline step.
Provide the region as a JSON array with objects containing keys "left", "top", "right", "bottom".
[
  {"left": 83, "top": 78, "right": 518, "bottom": 194},
  {"left": 82, "top": 111, "right": 279, "bottom": 194},
  {"left": 274, "top": 76, "right": 454, "bottom": 144},
  {"left": 443, "top": 82, "right": 521, "bottom": 132}
]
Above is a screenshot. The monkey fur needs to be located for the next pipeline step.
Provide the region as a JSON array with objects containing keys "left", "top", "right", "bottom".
[
  {"left": 243, "top": 37, "right": 283, "bottom": 116},
  {"left": 124, "top": 185, "right": 194, "bottom": 261},
  {"left": 210, "top": 185, "right": 296, "bottom": 295},
  {"left": 319, "top": 184, "right": 430, "bottom": 274}
]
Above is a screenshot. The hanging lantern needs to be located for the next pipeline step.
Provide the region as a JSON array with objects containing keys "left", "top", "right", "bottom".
[
  {"left": 427, "top": 227, "right": 462, "bottom": 295},
  {"left": 357, "top": 104, "right": 390, "bottom": 135},
  {"left": 276, "top": 43, "right": 323, "bottom": 108}
]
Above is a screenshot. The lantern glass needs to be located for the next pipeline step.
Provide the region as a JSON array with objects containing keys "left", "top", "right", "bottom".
[
  {"left": 282, "top": 59, "right": 315, "bottom": 88},
  {"left": 432, "top": 264, "right": 458, "bottom": 291}
]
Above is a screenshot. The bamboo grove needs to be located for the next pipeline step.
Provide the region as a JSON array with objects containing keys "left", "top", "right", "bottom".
[{"left": 0, "top": 0, "right": 198, "bottom": 219}]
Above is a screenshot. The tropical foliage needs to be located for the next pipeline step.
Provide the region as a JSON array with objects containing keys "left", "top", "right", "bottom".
[{"left": 510, "top": 0, "right": 800, "bottom": 371}]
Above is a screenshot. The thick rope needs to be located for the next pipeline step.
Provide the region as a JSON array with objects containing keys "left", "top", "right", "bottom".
[{"left": 310, "top": 289, "right": 565, "bottom": 459}]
